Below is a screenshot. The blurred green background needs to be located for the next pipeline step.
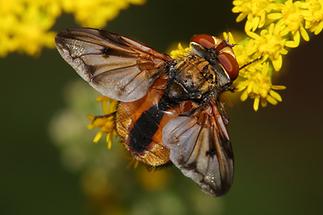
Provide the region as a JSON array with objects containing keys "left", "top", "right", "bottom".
[{"left": 0, "top": 0, "right": 323, "bottom": 215}]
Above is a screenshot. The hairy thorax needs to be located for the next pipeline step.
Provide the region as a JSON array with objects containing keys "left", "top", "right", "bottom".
[{"left": 167, "top": 55, "right": 218, "bottom": 102}]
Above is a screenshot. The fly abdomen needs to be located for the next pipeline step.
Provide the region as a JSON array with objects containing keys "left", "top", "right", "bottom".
[
  {"left": 128, "top": 98, "right": 169, "bottom": 154},
  {"left": 115, "top": 76, "right": 173, "bottom": 166}
]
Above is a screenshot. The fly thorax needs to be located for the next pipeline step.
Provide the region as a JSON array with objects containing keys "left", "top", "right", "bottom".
[{"left": 170, "top": 56, "right": 218, "bottom": 101}]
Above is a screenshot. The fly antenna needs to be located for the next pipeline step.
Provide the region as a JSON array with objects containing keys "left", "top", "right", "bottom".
[{"left": 239, "top": 57, "right": 262, "bottom": 70}]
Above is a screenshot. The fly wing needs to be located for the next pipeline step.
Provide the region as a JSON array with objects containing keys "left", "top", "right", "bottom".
[
  {"left": 162, "top": 102, "right": 234, "bottom": 196},
  {"left": 55, "top": 28, "right": 172, "bottom": 102}
]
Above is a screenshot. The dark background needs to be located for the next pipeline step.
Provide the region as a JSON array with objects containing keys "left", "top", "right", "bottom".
[{"left": 0, "top": 0, "right": 322, "bottom": 214}]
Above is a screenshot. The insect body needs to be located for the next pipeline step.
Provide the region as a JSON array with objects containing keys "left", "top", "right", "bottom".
[{"left": 55, "top": 29, "right": 238, "bottom": 196}]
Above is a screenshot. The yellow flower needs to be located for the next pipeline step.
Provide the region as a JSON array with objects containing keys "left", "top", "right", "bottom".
[
  {"left": 247, "top": 23, "right": 297, "bottom": 71},
  {"left": 221, "top": 32, "right": 286, "bottom": 110},
  {"left": 231, "top": 36, "right": 258, "bottom": 67},
  {"left": 0, "top": 0, "right": 61, "bottom": 56},
  {"left": 0, "top": 0, "right": 146, "bottom": 56},
  {"left": 268, "top": 0, "right": 310, "bottom": 41},
  {"left": 232, "top": 0, "right": 277, "bottom": 31},
  {"left": 235, "top": 62, "right": 286, "bottom": 111},
  {"left": 232, "top": 0, "right": 323, "bottom": 111},
  {"left": 88, "top": 96, "right": 118, "bottom": 149},
  {"left": 62, "top": 0, "right": 145, "bottom": 28},
  {"left": 169, "top": 43, "right": 191, "bottom": 59},
  {"left": 303, "top": 0, "right": 323, "bottom": 35}
]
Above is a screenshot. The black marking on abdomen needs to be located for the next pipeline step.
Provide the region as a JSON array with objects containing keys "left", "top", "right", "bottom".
[{"left": 128, "top": 99, "right": 169, "bottom": 154}]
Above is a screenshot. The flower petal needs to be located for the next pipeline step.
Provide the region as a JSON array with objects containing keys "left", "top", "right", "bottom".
[
  {"left": 266, "top": 95, "right": 278, "bottom": 105},
  {"left": 93, "top": 131, "right": 103, "bottom": 143},
  {"left": 268, "top": 13, "right": 282, "bottom": 20},
  {"left": 253, "top": 96, "right": 260, "bottom": 111},
  {"left": 236, "top": 13, "right": 247, "bottom": 22},
  {"left": 272, "top": 55, "right": 283, "bottom": 71},
  {"left": 271, "top": 85, "right": 286, "bottom": 90},
  {"left": 269, "top": 90, "right": 282, "bottom": 102},
  {"left": 300, "top": 26, "right": 310, "bottom": 41}
]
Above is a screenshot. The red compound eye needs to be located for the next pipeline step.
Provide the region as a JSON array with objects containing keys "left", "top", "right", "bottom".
[
  {"left": 191, "top": 34, "right": 215, "bottom": 49},
  {"left": 218, "top": 52, "right": 239, "bottom": 80}
]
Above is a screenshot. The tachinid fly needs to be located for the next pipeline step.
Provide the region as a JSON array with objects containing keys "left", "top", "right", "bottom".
[{"left": 55, "top": 28, "right": 239, "bottom": 196}]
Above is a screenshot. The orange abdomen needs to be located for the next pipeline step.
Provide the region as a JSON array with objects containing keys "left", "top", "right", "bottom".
[{"left": 116, "top": 77, "right": 178, "bottom": 166}]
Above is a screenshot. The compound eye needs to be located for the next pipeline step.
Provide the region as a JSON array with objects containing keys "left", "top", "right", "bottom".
[
  {"left": 191, "top": 34, "right": 215, "bottom": 49},
  {"left": 218, "top": 52, "right": 239, "bottom": 80}
]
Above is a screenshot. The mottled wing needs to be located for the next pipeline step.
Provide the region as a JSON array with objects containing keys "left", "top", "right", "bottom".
[
  {"left": 162, "top": 102, "right": 234, "bottom": 196},
  {"left": 55, "top": 28, "right": 171, "bottom": 102}
]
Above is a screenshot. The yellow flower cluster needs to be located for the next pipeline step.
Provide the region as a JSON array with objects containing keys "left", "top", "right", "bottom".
[
  {"left": 62, "top": 0, "right": 145, "bottom": 28},
  {"left": 0, "top": 0, "right": 145, "bottom": 56},
  {"left": 232, "top": 0, "right": 323, "bottom": 110},
  {"left": 0, "top": 0, "right": 59, "bottom": 56}
]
